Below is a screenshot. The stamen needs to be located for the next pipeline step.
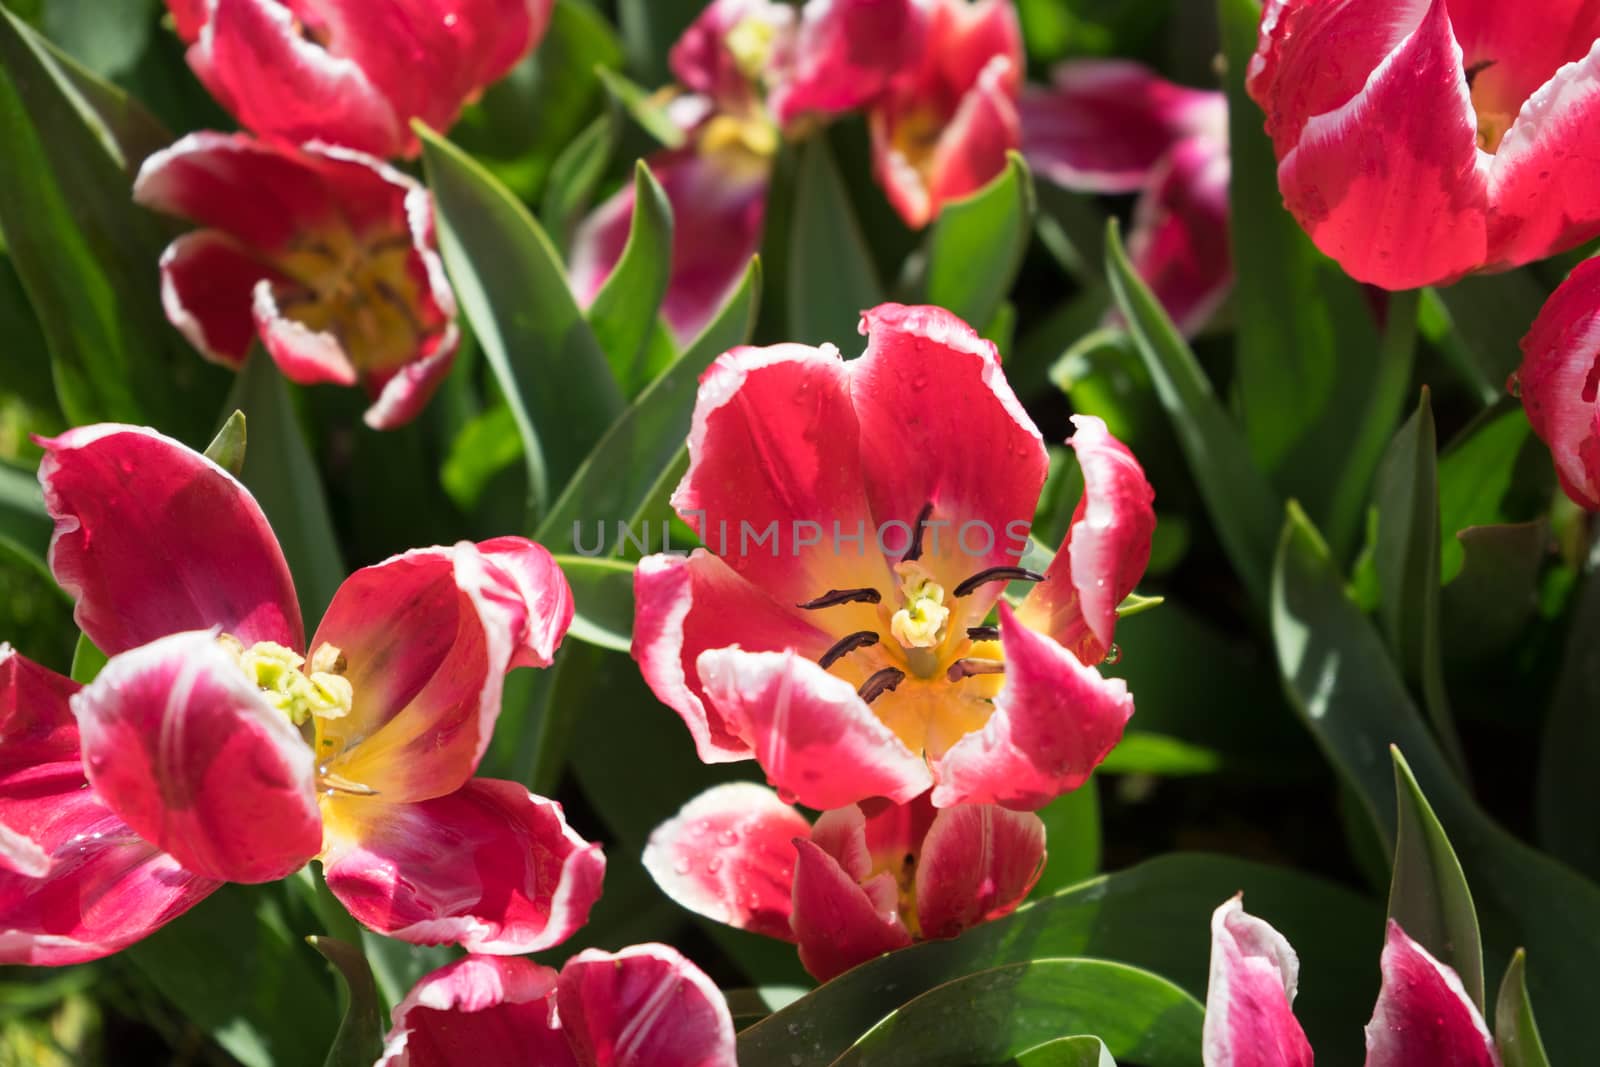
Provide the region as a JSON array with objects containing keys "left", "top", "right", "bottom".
[
  {"left": 966, "top": 625, "right": 1000, "bottom": 642},
  {"left": 798, "top": 587, "right": 883, "bottom": 610},
  {"left": 319, "top": 772, "right": 378, "bottom": 797},
  {"left": 819, "top": 630, "right": 880, "bottom": 669},
  {"left": 952, "top": 566, "right": 1046, "bottom": 598},
  {"left": 946, "top": 658, "right": 1005, "bottom": 682},
  {"left": 901, "top": 502, "right": 934, "bottom": 562},
  {"left": 858, "top": 667, "right": 906, "bottom": 703},
  {"left": 1464, "top": 58, "right": 1496, "bottom": 90}
]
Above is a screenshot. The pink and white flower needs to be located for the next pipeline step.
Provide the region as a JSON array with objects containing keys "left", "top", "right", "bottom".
[{"left": 1514, "top": 258, "right": 1600, "bottom": 510}]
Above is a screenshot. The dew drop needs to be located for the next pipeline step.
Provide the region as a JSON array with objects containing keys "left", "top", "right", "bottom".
[
  {"left": 1102, "top": 643, "right": 1122, "bottom": 666},
  {"left": 672, "top": 858, "right": 692, "bottom": 876},
  {"left": 706, "top": 856, "right": 724, "bottom": 874},
  {"left": 717, "top": 829, "right": 738, "bottom": 846},
  {"left": 1506, "top": 371, "right": 1522, "bottom": 398}
]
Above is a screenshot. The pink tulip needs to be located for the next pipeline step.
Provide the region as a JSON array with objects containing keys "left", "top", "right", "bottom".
[
  {"left": 644, "top": 782, "right": 1045, "bottom": 982},
  {"left": 632, "top": 304, "right": 1153, "bottom": 812},
  {"left": 0, "top": 424, "right": 602, "bottom": 964},
  {"left": 377, "top": 944, "right": 737, "bottom": 1067},
  {"left": 1022, "top": 60, "right": 1232, "bottom": 336},
  {"left": 165, "top": 0, "right": 553, "bottom": 158},
  {"left": 1514, "top": 258, "right": 1600, "bottom": 510},
  {"left": 768, "top": 0, "right": 929, "bottom": 125},
  {"left": 1247, "top": 0, "right": 1600, "bottom": 290},
  {"left": 134, "top": 133, "right": 459, "bottom": 430}
]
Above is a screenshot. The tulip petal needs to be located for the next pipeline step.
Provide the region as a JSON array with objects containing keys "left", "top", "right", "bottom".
[
  {"left": 1127, "top": 136, "right": 1234, "bottom": 337},
  {"left": 914, "top": 804, "right": 1044, "bottom": 940},
  {"left": 669, "top": 0, "right": 792, "bottom": 112},
  {"left": 0, "top": 647, "right": 84, "bottom": 877},
  {"left": 557, "top": 943, "right": 738, "bottom": 1067},
  {"left": 1445, "top": 0, "right": 1600, "bottom": 119},
  {"left": 790, "top": 838, "right": 911, "bottom": 982},
  {"left": 157, "top": 231, "right": 287, "bottom": 368},
  {"left": 165, "top": 0, "right": 208, "bottom": 42},
  {"left": 633, "top": 551, "right": 835, "bottom": 765},
  {"left": 323, "top": 779, "right": 603, "bottom": 954},
  {"left": 253, "top": 279, "right": 360, "bottom": 387},
  {"left": 643, "top": 782, "right": 807, "bottom": 942},
  {"left": 38, "top": 423, "right": 302, "bottom": 656},
  {"left": 1365, "top": 920, "right": 1498, "bottom": 1067},
  {"left": 695, "top": 648, "right": 933, "bottom": 810},
  {"left": 772, "top": 0, "right": 927, "bottom": 124},
  {"left": 377, "top": 954, "right": 573, "bottom": 1067},
  {"left": 477, "top": 536, "right": 575, "bottom": 669},
  {"left": 931, "top": 602, "right": 1132, "bottom": 809},
  {"left": 71, "top": 631, "right": 322, "bottom": 884},
  {"left": 812, "top": 795, "right": 937, "bottom": 885},
  {"left": 926, "top": 56, "right": 1022, "bottom": 223},
  {"left": 1515, "top": 258, "right": 1600, "bottom": 510},
  {"left": 1202, "top": 896, "right": 1314, "bottom": 1067},
  {"left": 362, "top": 328, "right": 461, "bottom": 431},
  {"left": 1273, "top": 0, "right": 1488, "bottom": 290}
]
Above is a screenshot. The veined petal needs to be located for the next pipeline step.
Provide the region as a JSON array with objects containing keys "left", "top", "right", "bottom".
[
  {"left": 931, "top": 603, "right": 1132, "bottom": 809},
  {"left": 377, "top": 954, "right": 573, "bottom": 1067},
  {"left": 557, "top": 943, "right": 738, "bottom": 1067},
  {"left": 790, "top": 838, "right": 910, "bottom": 982},
  {"left": 1364, "top": 920, "right": 1498, "bottom": 1067},
  {"left": 642, "top": 782, "right": 808, "bottom": 942},
  {"left": 38, "top": 424, "right": 302, "bottom": 656},
  {"left": 71, "top": 631, "right": 322, "bottom": 884},
  {"left": 322, "top": 779, "right": 604, "bottom": 954},
  {"left": 695, "top": 648, "right": 933, "bottom": 810},
  {"left": 1126, "top": 135, "right": 1234, "bottom": 338},
  {"left": 771, "top": 0, "right": 927, "bottom": 124},
  {"left": 157, "top": 231, "right": 287, "bottom": 368},
  {"left": 1515, "top": 258, "right": 1600, "bottom": 510},
  {"left": 1202, "top": 896, "right": 1314, "bottom": 1067},
  {"left": 914, "top": 804, "right": 1044, "bottom": 940}
]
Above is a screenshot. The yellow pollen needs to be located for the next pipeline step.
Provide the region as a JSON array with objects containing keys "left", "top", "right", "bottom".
[
  {"left": 889, "top": 562, "right": 949, "bottom": 650},
  {"left": 726, "top": 15, "right": 777, "bottom": 80},
  {"left": 221, "top": 636, "right": 354, "bottom": 727}
]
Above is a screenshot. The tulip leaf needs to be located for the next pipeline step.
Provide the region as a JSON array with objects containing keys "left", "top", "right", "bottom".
[
  {"left": 1033, "top": 780, "right": 1101, "bottom": 895},
  {"left": 553, "top": 554, "right": 635, "bottom": 653},
  {"left": 541, "top": 112, "right": 617, "bottom": 253},
  {"left": 1105, "top": 217, "right": 1281, "bottom": 607},
  {"left": 1537, "top": 561, "right": 1600, "bottom": 881},
  {"left": 832, "top": 959, "right": 1200, "bottom": 1067},
  {"left": 307, "top": 937, "right": 384, "bottom": 1067},
  {"left": 739, "top": 852, "right": 1382, "bottom": 1065},
  {"left": 923, "top": 152, "right": 1036, "bottom": 332},
  {"left": 419, "top": 124, "right": 625, "bottom": 524},
  {"left": 68, "top": 633, "right": 106, "bottom": 685},
  {"left": 1436, "top": 405, "right": 1550, "bottom": 580},
  {"left": 1439, "top": 521, "right": 1546, "bottom": 666},
  {"left": 1272, "top": 501, "right": 1600, "bottom": 1067},
  {"left": 1388, "top": 747, "right": 1485, "bottom": 1012},
  {"left": 1434, "top": 270, "right": 1552, "bottom": 397},
  {"left": 1014, "top": 1036, "right": 1117, "bottom": 1067},
  {"left": 441, "top": 402, "right": 523, "bottom": 513},
  {"left": 1495, "top": 950, "right": 1553, "bottom": 1067},
  {"left": 593, "top": 66, "right": 686, "bottom": 149},
  {"left": 788, "top": 136, "right": 883, "bottom": 347},
  {"left": 0, "top": 459, "right": 51, "bottom": 573},
  {"left": 586, "top": 160, "right": 675, "bottom": 397},
  {"left": 24, "top": 13, "right": 169, "bottom": 171},
  {"left": 615, "top": 0, "right": 702, "bottom": 85},
  {"left": 203, "top": 410, "right": 247, "bottom": 476}
]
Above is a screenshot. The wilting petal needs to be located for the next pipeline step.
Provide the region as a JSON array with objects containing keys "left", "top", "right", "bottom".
[
  {"left": 1018, "top": 416, "right": 1156, "bottom": 665},
  {"left": 1515, "top": 259, "right": 1600, "bottom": 510},
  {"left": 771, "top": 0, "right": 927, "bottom": 124},
  {"left": 377, "top": 954, "right": 573, "bottom": 1067},
  {"left": 790, "top": 838, "right": 910, "bottom": 982},
  {"left": 39, "top": 423, "right": 302, "bottom": 656},
  {"left": 643, "top": 782, "right": 808, "bottom": 942},
  {"left": 557, "top": 943, "right": 738, "bottom": 1067},
  {"left": 158, "top": 232, "right": 287, "bottom": 368},
  {"left": 914, "top": 804, "right": 1044, "bottom": 939},
  {"left": 932, "top": 603, "right": 1132, "bottom": 809},
  {"left": 1202, "top": 896, "right": 1314, "bottom": 1067},
  {"left": 323, "top": 779, "right": 604, "bottom": 954},
  {"left": 1021, "top": 59, "right": 1227, "bottom": 194},
  {"left": 696, "top": 648, "right": 933, "bottom": 810},
  {"left": 71, "top": 631, "right": 322, "bottom": 884},
  {"left": 1364, "top": 920, "right": 1497, "bottom": 1067}
]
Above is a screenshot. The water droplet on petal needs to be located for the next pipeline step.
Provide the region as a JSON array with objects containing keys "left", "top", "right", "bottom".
[
  {"left": 1506, "top": 371, "right": 1522, "bottom": 398},
  {"left": 1102, "top": 643, "right": 1122, "bottom": 666},
  {"left": 672, "top": 858, "right": 692, "bottom": 876}
]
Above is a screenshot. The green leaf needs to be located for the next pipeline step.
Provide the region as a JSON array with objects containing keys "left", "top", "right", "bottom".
[
  {"left": 1436, "top": 405, "right": 1550, "bottom": 581},
  {"left": 40, "top": 0, "right": 152, "bottom": 79},
  {"left": 832, "top": 960, "right": 1200, "bottom": 1067},
  {"left": 203, "top": 410, "right": 247, "bottom": 476},
  {"left": 1097, "top": 731, "right": 1224, "bottom": 776},
  {"left": 541, "top": 112, "right": 617, "bottom": 253},
  {"left": 1034, "top": 780, "right": 1101, "bottom": 894},
  {"left": 1105, "top": 217, "right": 1281, "bottom": 606},
  {"left": 553, "top": 554, "right": 634, "bottom": 652},
  {"left": 307, "top": 937, "right": 384, "bottom": 1067},
  {"left": 923, "top": 152, "right": 1035, "bottom": 330},
  {"left": 1388, "top": 747, "right": 1484, "bottom": 1012},
  {"left": 68, "top": 633, "right": 105, "bottom": 685},
  {"left": 615, "top": 0, "right": 703, "bottom": 86},
  {"left": 420, "top": 124, "right": 624, "bottom": 522},
  {"left": 1537, "top": 560, "right": 1600, "bottom": 880},
  {"left": 24, "top": 13, "right": 170, "bottom": 171},
  {"left": 587, "top": 161, "right": 674, "bottom": 397},
  {"left": 1495, "top": 950, "right": 1553, "bottom": 1067},
  {"left": 1272, "top": 502, "right": 1600, "bottom": 1066},
  {"left": 1440, "top": 522, "right": 1546, "bottom": 666},
  {"left": 788, "top": 137, "right": 883, "bottom": 346},
  {"left": 441, "top": 403, "right": 523, "bottom": 513},
  {"left": 1014, "top": 1035, "right": 1117, "bottom": 1067},
  {"left": 1434, "top": 270, "right": 1552, "bottom": 397},
  {"left": 594, "top": 66, "right": 686, "bottom": 149},
  {"left": 0, "top": 459, "right": 50, "bottom": 571}
]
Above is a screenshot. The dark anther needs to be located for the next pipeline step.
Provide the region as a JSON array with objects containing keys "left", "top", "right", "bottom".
[
  {"left": 1464, "top": 58, "right": 1496, "bottom": 90},
  {"left": 858, "top": 667, "right": 906, "bottom": 703},
  {"left": 798, "top": 587, "right": 883, "bottom": 610},
  {"left": 901, "top": 502, "right": 935, "bottom": 563},
  {"left": 819, "top": 630, "right": 880, "bottom": 669},
  {"left": 946, "top": 658, "right": 1006, "bottom": 682},
  {"left": 952, "top": 566, "right": 1045, "bottom": 598},
  {"left": 966, "top": 625, "right": 1001, "bottom": 642}
]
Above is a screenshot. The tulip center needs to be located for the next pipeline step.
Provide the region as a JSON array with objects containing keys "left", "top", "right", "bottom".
[
  {"left": 889, "top": 562, "right": 949, "bottom": 651},
  {"left": 221, "top": 636, "right": 353, "bottom": 728},
  {"left": 726, "top": 14, "right": 779, "bottom": 81},
  {"left": 275, "top": 228, "right": 430, "bottom": 374},
  {"left": 1465, "top": 59, "right": 1516, "bottom": 153}
]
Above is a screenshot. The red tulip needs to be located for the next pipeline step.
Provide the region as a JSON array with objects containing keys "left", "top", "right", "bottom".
[{"left": 1514, "top": 258, "right": 1600, "bottom": 510}]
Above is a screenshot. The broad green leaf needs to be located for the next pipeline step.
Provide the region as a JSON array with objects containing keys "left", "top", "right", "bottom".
[
  {"left": 1272, "top": 503, "right": 1600, "bottom": 1066},
  {"left": 594, "top": 66, "right": 685, "bottom": 149},
  {"left": 1034, "top": 780, "right": 1100, "bottom": 894},
  {"left": 1105, "top": 217, "right": 1281, "bottom": 607},
  {"left": 24, "top": 13, "right": 169, "bottom": 171},
  {"left": 0, "top": 459, "right": 49, "bottom": 571},
  {"left": 1439, "top": 522, "right": 1546, "bottom": 666},
  {"left": 1537, "top": 558, "right": 1600, "bottom": 881},
  {"left": 541, "top": 112, "right": 617, "bottom": 252},
  {"left": 68, "top": 633, "right": 105, "bottom": 685},
  {"left": 788, "top": 137, "right": 883, "bottom": 346},
  {"left": 739, "top": 852, "right": 1382, "bottom": 1065},
  {"left": 833, "top": 960, "right": 1201, "bottom": 1067},
  {"left": 1388, "top": 747, "right": 1484, "bottom": 1011},
  {"left": 553, "top": 554, "right": 634, "bottom": 652},
  {"left": 307, "top": 937, "right": 383, "bottom": 1067},
  {"left": 1495, "top": 950, "right": 1552, "bottom": 1067},
  {"left": 587, "top": 161, "right": 674, "bottom": 397},
  {"left": 1014, "top": 1035, "right": 1117, "bottom": 1067},
  {"left": 203, "top": 410, "right": 246, "bottom": 476},
  {"left": 420, "top": 125, "right": 624, "bottom": 522},
  {"left": 923, "top": 152, "right": 1035, "bottom": 330}
]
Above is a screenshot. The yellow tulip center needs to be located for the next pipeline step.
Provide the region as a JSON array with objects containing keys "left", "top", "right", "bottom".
[
  {"left": 889, "top": 562, "right": 949, "bottom": 651},
  {"left": 274, "top": 227, "right": 430, "bottom": 376},
  {"left": 220, "top": 636, "right": 353, "bottom": 729}
]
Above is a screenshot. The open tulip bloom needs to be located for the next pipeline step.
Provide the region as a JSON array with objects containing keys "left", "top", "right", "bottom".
[{"left": 0, "top": 425, "right": 603, "bottom": 964}]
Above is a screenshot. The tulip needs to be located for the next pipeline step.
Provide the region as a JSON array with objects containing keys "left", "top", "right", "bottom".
[
  {"left": 1247, "top": 0, "right": 1600, "bottom": 290},
  {"left": 1514, "top": 258, "right": 1600, "bottom": 510},
  {"left": 643, "top": 782, "right": 1044, "bottom": 982},
  {"left": 165, "top": 0, "right": 553, "bottom": 159},
  {"left": 134, "top": 133, "right": 459, "bottom": 430},
  {"left": 0, "top": 424, "right": 602, "bottom": 964},
  {"left": 377, "top": 944, "right": 737, "bottom": 1066},
  {"left": 632, "top": 304, "right": 1153, "bottom": 812},
  {"left": 1022, "top": 60, "right": 1232, "bottom": 336}
]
